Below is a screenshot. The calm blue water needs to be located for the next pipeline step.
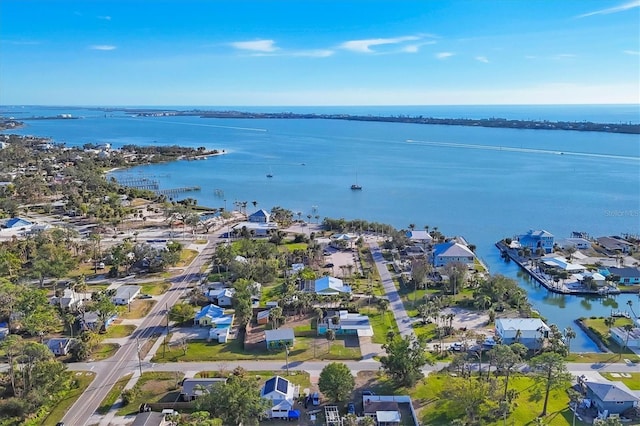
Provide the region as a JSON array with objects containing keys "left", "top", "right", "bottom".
[{"left": 3, "top": 105, "right": 640, "bottom": 351}]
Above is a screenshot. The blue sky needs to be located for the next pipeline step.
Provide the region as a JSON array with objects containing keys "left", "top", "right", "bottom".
[{"left": 1, "top": 0, "right": 639, "bottom": 105}]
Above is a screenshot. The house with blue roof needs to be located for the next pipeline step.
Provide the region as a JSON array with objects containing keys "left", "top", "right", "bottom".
[
  {"left": 432, "top": 241, "right": 475, "bottom": 267},
  {"left": 3, "top": 217, "right": 32, "bottom": 229},
  {"left": 194, "top": 304, "right": 234, "bottom": 343},
  {"left": 307, "top": 276, "right": 352, "bottom": 296},
  {"left": 517, "top": 229, "right": 554, "bottom": 254},
  {"left": 249, "top": 209, "right": 271, "bottom": 223},
  {"left": 261, "top": 375, "right": 299, "bottom": 419}
]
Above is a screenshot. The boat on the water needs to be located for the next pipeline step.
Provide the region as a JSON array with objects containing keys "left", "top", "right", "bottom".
[{"left": 351, "top": 172, "right": 362, "bottom": 190}]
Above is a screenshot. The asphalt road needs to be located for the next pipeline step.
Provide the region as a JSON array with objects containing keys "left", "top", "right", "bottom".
[{"left": 61, "top": 238, "right": 219, "bottom": 425}]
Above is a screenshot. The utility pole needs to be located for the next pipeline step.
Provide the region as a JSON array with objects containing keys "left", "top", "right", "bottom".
[
  {"left": 285, "top": 343, "right": 290, "bottom": 376},
  {"left": 136, "top": 338, "right": 143, "bottom": 375}
]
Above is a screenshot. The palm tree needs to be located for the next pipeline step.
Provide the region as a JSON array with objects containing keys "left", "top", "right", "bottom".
[
  {"left": 515, "top": 329, "right": 522, "bottom": 343},
  {"left": 627, "top": 300, "right": 637, "bottom": 319},
  {"left": 623, "top": 324, "right": 634, "bottom": 351},
  {"left": 314, "top": 307, "right": 324, "bottom": 335},
  {"left": 269, "top": 306, "right": 283, "bottom": 330},
  {"left": 408, "top": 223, "right": 416, "bottom": 231},
  {"left": 378, "top": 299, "right": 390, "bottom": 325},
  {"left": 604, "top": 316, "right": 616, "bottom": 333},
  {"left": 563, "top": 327, "right": 576, "bottom": 355},
  {"left": 325, "top": 329, "right": 335, "bottom": 351}
]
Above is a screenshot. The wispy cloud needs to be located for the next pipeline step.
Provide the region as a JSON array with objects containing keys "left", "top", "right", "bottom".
[
  {"left": 90, "top": 45, "right": 116, "bottom": 51},
  {"left": 251, "top": 49, "right": 334, "bottom": 58},
  {"left": 624, "top": 49, "right": 640, "bottom": 55},
  {"left": 1, "top": 39, "right": 41, "bottom": 45},
  {"left": 436, "top": 52, "right": 454, "bottom": 59},
  {"left": 400, "top": 41, "right": 437, "bottom": 53},
  {"left": 554, "top": 53, "right": 576, "bottom": 59},
  {"left": 97, "top": 15, "right": 111, "bottom": 21},
  {"left": 229, "top": 39, "right": 278, "bottom": 52},
  {"left": 576, "top": 0, "right": 640, "bottom": 18},
  {"left": 339, "top": 35, "right": 420, "bottom": 53},
  {"left": 475, "top": 56, "right": 489, "bottom": 63}
]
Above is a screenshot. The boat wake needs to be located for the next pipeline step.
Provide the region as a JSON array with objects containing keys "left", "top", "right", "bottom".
[
  {"left": 117, "top": 116, "right": 268, "bottom": 132},
  {"left": 405, "top": 139, "right": 639, "bottom": 161}
]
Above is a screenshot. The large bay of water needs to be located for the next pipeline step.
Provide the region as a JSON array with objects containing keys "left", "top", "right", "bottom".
[{"left": 3, "top": 105, "right": 640, "bottom": 351}]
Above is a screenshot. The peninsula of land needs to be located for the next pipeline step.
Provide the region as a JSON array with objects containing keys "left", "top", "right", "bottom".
[{"left": 115, "top": 108, "right": 640, "bottom": 134}]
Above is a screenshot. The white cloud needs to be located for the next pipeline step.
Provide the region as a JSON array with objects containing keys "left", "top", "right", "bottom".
[
  {"left": 436, "top": 52, "right": 454, "bottom": 59},
  {"left": 554, "top": 53, "right": 576, "bottom": 59},
  {"left": 90, "top": 45, "right": 116, "bottom": 51},
  {"left": 229, "top": 39, "right": 278, "bottom": 52},
  {"left": 624, "top": 50, "right": 640, "bottom": 55},
  {"left": 401, "top": 41, "right": 437, "bottom": 53},
  {"left": 576, "top": 0, "right": 640, "bottom": 18},
  {"left": 251, "top": 49, "right": 334, "bottom": 58},
  {"left": 475, "top": 56, "right": 489, "bottom": 63},
  {"left": 97, "top": 15, "right": 111, "bottom": 21},
  {"left": 339, "top": 36, "right": 420, "bottom": 53}
]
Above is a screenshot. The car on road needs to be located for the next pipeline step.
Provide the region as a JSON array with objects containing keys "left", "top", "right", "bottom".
[
  {"left": 138, "top": 294, "right": 153, "bottom": 299},
  {"left": 324, "top": 263, "right": 334, "bottom": 268},
  {"left": 449, "top": 342, "right": 463, "bottom": 351},
  {"left": 347, "top": 402, "right": 356, "bottom": 415}
]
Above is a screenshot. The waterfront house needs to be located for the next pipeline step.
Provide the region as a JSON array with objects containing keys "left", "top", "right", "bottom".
[
  {"left": 265, "top": 328, "right": 295, "bottom": 349},
  {"left": 584, "top": 381, "right": 639, "bottom": 416},
  {"left": 596, "top": 236, "right": 634, "bottom": 254},
  {"left": 305, "top": 276, "right": 352, "bottom": 296},
  {"left": 249, "top": 209, "right": 271, "bottom": 223},
  {"left": 432, "top": 241, "right": 475, "bottom": 267},
  {"left": 557, "top": 237, "right": 592, "bottom": 250},
  {"left": 231, "top": 221, "right": 278, "bottom": 237},
  {"left": 405, "top": 230, "right": 433, "bottom": 247},
  {"left": 495, "top": 318, "right": 550, "bottom": 350},
  {"left": 542, "top": 257, "right": 586, "bottom": 272},
  {"left": 517, "top": 229, "right": 554, "bottom": 254},
  {"left": 261, "top": 375, "right": 299, "bottom": 419},
  {"left": 318, "top": 310, "right": 374, "bottom": 336},
  {"left": 47, "top": 337, "right": 76, "bottom": 356},
  {"left": 610, "top": 326, "right": 640, "bottom": 349},
  {"left": 607, "top": 267, "right": 640, "bottom": 285},
  {"left": 180, "top": 377, "right": 227, "bottom": 401},
  {"left": 112, "top": 285, "right": 141, "bottom": 305}
]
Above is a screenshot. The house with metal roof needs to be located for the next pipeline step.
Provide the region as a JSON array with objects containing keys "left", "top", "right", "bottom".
[
  {"left": 517, "top": 229, "right": 554, "bottom": 254},
  {"left": 307, "top": 276, "right": 352, "bottom": 296},
  {"left": 585, "top": 381, "right": 639, "bottom": 416},
  {"left": 542, "top": 257, "right": 586, "bottom": 272},
  {"left": 50, "top": 288, "right": 84, "bottom": 311},
  {"left": 596, "top": 236, "right": 634, "bottom": 254},
  {"left": 112, "top": 285, "right": 141, "bottom": 305},
  {"left": 206, "top": 287, "right": 235, "bottom": 307},
  {"left": 610, "top": 326, "right": 640, "bottom": 349},
  {"left": 264, "top": 328, "right": 295, "bottom": 349},
  {"left": 261, "top": 375, "right": 299, "bottom": 419},
  {"left": 405, "top": 230, "right": 433, "bottom": 246},
  {"left": 249, "top": 209, "right": 271, "bottom": 223},
  {"left": 131, "top": 411, "right": 168, "bottom": 426},
  {"left": 194, "top": 304, "right": 234, "bottom": 328},
  {"left": 432, "top": 241, "right": 475, "bottom": 267},
  {"left": 3, "top": 217, "right": 33, "bottom": 229},
  {"left": 180, "top": 377, "right": 228, "bottom": 401},
  {"left": 47, "top": 337, "right": 76, "bottom": 356},
  {"left": 607, "top": 267, "right": 640, "bottom": 285},
  {"left": 495, "top": 318, "right": 550, "bottom": 350},
  {"left": 318, "top": 310, "right": 373, "bottom": 337},
  {"left": 363, "top": 400, "right": 401, "bottom": 426}
]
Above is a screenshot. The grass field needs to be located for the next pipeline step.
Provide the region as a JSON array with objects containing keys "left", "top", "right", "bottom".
[
  {"left": 92, "top": 343, "right": 120, "bottom": 360},
  {"left": 41, "top": 371, "right": 96, "bottom": 426},
  {"left": 117, "top": 372, "right": 184, "bottom": 416},
  {"left": 141, "top": 280, "right": 172, "bottom": 295},
  {"left": 119, "top": 299, "right": 156, "bottom": 319},
  {"left": 176, "top": 249, "right": 199, "bottom": 267},
  {"left": 361, "top": 307, "right": 400, "bottom": 344},
  {"left": 103, "top": 324, "right": 136, "bottom": 339},
  {"left": 600, "top": 372, "right": 640, "bottom": 390},
  {"left": 97, "top": 373, "right": 133, "bottom": 415}
]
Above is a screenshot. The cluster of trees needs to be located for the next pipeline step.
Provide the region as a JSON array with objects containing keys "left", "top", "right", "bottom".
[
  {"left": 0, "top": 336, "right": 73, "bottom": 423},
  {"left": 0, "top": 279, "right": 61, "bottom": 339}
]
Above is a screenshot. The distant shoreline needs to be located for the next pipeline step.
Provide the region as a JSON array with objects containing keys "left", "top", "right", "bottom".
[{"left": 114, "top": 109, "right": 640, "bottom": 134}]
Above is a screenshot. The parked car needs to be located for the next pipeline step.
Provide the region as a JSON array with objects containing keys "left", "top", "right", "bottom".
[
  {"left": 324, "top": 263, "right": 334, "bottom": 268},
  {"left": 138, "top": 294, "right": 153, "bottom": 299},
  {"left": 449, "top": 342, "right": 463, "bottom": 351},
  {"left": 312, "top": 392, "right": 320, "bottom": 406},
  {"left": 361, "top": 390, "right": 375, "bottom": 396},
  {"left": 347, "top": 402, "right": 356, "bottom": 415}
]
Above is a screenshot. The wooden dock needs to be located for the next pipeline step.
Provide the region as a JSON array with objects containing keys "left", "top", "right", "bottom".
[
  {"left": 156, "top": 186, "right": 201, "bottom": 196},
  {"left": 116, "top": 177, "right": 159, "bottom": 191}
]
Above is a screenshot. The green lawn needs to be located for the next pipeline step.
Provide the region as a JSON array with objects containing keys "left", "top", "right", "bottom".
[
  {"left": 119, "top": 299, "right": 156, "bottom": 319},
  {"left": 41, "top": 372, "right": 96, "bottom": 426},
  {"left": 103, "top": 324, "right": 136, "bottom": 338},
  {"left": 97, "top": 373, "right": 132, "bottom": 414},
  {"left": 117, "top": 372, "right": 184, "bottom": 416},
  {"left": 361, "top": 307, "right": 400, "bottom": 344},
  {"left": 196, "top": 370, "right": 312, "bottom": 390},
  {"left": 176, "top": 249, "right": 199, "bottom": 267},
  {"left": 412, "top": 321, "right": 438, "bottom": 341},
  {"left": 416, "top": 374, "right": 587, "bottom": 426},
  {"left": 600, "top": 372, "right": 640, "bottom": 390},
  {"left": 141, "top": 280, "right": 172, "bottom": 295},
  {"left": 92, "top": 343, "right": 120, "bottom": 360},
  {"left": 152, "top": 335, "right": 361, "bottom": 363},
  {"left": 281, "top": 242, "right": 309, "bottom": 252}
]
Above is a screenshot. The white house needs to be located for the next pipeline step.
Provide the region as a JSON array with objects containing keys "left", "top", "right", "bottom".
[
  {"left": 495, "top": 318, "right": 550, "bottom": 350},
  {"left": 50, "top": 288, "right": 84, "bottom": 311},
  {"left": 318, "top": 310, "right": 373, "bottom": 337},
  {"left": 405, "top": 230, "right": 433, "bottom": 246},
  {"left": 432, "top": 241, "right": 475, "bottom": 267},
  {"left": 206, "top": 288, "right": 235, "bottom": 307},
  {"left": 261, "top": 376, "right": 298, "bottom": 419},
  {"left": 557, "top": 238, "right": 592, "bottom": 250},
  {"left": 112, "top": 285, "right": 141, "bottom": 305},
  {"left": 610, "top": 326, "right": 640, "bottom": 349},
  {"left": 307, "top": 276, "right": 352, "bottom": 296},
  {"left": 542, "top": 257, "right": 586, "bottom": 273}
]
